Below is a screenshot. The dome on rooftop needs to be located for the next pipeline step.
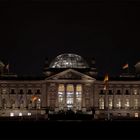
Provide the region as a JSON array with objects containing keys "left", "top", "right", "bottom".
[{"left": 49, "top": 53, "right": 89, "bottom": 69}]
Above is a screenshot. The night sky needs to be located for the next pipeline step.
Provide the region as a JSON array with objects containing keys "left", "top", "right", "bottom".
[{"left": 0, "top": 0, "right": 140, "bottom": 77}]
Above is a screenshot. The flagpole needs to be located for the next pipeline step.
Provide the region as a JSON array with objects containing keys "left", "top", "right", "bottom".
[
  {"left": 8, "top": 67, "right": 9, "bottom": 74},
  {"left": 106, "top": 81, "right": 109, "bottom": 120},
  {"left": 122, "top": 63, "right": 129, "bottom": 75},
  {"left": 127, "top": 65, "right": 129, "bottom": 74},
  {"left": 8, "top": 63, "right": 9, "bottom": 74},
  {"left": 103, "top": 74, "right": 109, "bottom": 120},
  {"left": 104, "top": 82, "right": 109, "bottom": 120},
  {"left": 6, "top": 63, "right": 9, "bottom": 74}
]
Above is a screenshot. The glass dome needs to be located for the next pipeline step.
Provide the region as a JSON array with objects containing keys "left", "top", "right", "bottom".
[{"left": 49, "top": 53, "right": 89, "bottom": 68}]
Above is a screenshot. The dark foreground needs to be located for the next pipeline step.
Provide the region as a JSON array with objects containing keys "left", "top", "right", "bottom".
[{"left": 0, "top": 119, "right": 140, "bottom": 140}]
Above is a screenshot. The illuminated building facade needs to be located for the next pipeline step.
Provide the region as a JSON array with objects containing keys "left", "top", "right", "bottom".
[{"left": 0, "top": 53, "right": 140, "bottom": 119}]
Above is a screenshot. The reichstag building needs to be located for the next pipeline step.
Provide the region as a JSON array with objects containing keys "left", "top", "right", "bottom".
[{"left": 0, "top": 53, "right": 140, "bottom": 119}]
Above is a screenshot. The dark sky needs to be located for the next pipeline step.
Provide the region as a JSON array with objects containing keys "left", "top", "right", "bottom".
[{"left": 0, "top": 0, "right": 140, "bottom": 76}]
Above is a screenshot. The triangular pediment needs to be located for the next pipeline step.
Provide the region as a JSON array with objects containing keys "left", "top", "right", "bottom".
[{"left": 46, "top": 69, "right": 95, "bottom": 81}]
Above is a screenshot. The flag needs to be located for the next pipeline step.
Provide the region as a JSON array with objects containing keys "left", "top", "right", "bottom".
[
  {"left": 104, "top": 74, "right": 109, "bottom": 90},
  {"left": 31, "top": 96, "right": 38, "bottom": 102},
  {"left": 104, "top": 74, "right": 109, "bottom": 82},
  {"left": 122, "top": 63, "right": 128, "bottom": 69}
]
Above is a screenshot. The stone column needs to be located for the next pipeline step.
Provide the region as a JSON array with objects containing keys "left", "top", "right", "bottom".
[
  {"left": 41, "top": 83, "right": 47, "bottom": 108},
  {"left": 64, "top": 84, "right": 67, "bottom": 111},
  {"left": 73, "top": 84, "right": 76, "bottom": 111},
  {"left": 82, "top": 85, "right": 86, "bottom": 112},
  {"left": 55, "top": 84, "right": 58, "bottom": 109}
]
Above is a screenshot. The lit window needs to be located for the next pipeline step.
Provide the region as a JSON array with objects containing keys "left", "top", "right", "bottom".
[
  {"left": 58, "top": 98, "right": 63, "bottom": 102},
  {"left": 125, "top": 99, "right": 130, "bottom": 109},
  {"left": 108, "top": 98, "right": 113, "bottom": 109},
  {"left": 116, "top": 99, "right": 121, "bottom": 109},
  {"left": 28, "top": 100, "right": 32, "bottom": 109},
  {"left": 76, "top": 98, "right": 81, "bottom": 103},
  {"left": 134, "top": 99, "right": 138, "bottom": 109},
  {"left": 67, "top": 84, "right": 74, "bottom": 92},
  {"left": 134, "top": 89, "right": 138, "bottom": 95},
  {"left": 2, "top": 88, "right": 7, "bottom": 94},
  {"left": 58, "top": 84, "right": 65, "bottom": 109},
  {"left": 76, "top": 85, "right": 82, "bottom": 98},
  {"left": 58, "top": 84, "right": 65, "bottom": 92},
  {"left": 27, "top": 112, "right": 31, "bottom": 116},
  {"left": 118, "top": 113, "right": 121, "bottom": 116},
  {"left": 67, "top": 98, "right": 73, "bottom": 104},
  {"left": 12, "top": 103, "right": 15, "bottom": 109},
  {"left": 99, "top": 98, "right": 104, "bottom": 109},
  {"left": 135, "top": 113, "right": 139, "bottom": 118},
  {"left": 76, "top": 84, "right": 82, "bottom": 110},
  {"left": 36, "top": 98, "right": 41, "bottom": 109},
  {"left": 66, "top": 84, "right": 74, "bottom": 109},
  {"left": 19, "top": 112, "right": 22, "bottom": 116},
  {"left": 10, "top": 112, "right": 14, "bottom": 117},
  {"left": 20, "top": 103, "right": 24, "bottom": 109}
]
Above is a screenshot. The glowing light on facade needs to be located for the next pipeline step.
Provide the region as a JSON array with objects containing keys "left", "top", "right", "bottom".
[
  {"left": 19, "top": 112, "right": 22, "bottom": 116},
  {"left": 27, "top": 112, "right": 31, "bottom": 116},
  {"left": 10, "top": 112, "right": 14, "bottom": 117}
]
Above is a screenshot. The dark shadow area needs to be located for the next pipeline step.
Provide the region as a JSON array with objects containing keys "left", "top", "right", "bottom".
[
  {"left": 0, "top": 119, "right": 140, "bottom": 140},
  {"left": 48, "top": 110, "right": 93, "bottom": 120}
]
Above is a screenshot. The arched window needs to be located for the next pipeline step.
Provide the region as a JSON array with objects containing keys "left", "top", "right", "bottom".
[
  {"left": 58, "top": 84, "right": 65, "bottom": 109},
  {"left": 76, "top": 84, "right": 82, "bottom": 110},
  {"left": 66, "top": 84, "right": 74, "bottom": 109}
]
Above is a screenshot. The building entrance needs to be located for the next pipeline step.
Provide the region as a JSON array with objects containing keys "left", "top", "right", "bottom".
[{"left": 58, "top": 84, "right": 82, "bottom": 111}]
